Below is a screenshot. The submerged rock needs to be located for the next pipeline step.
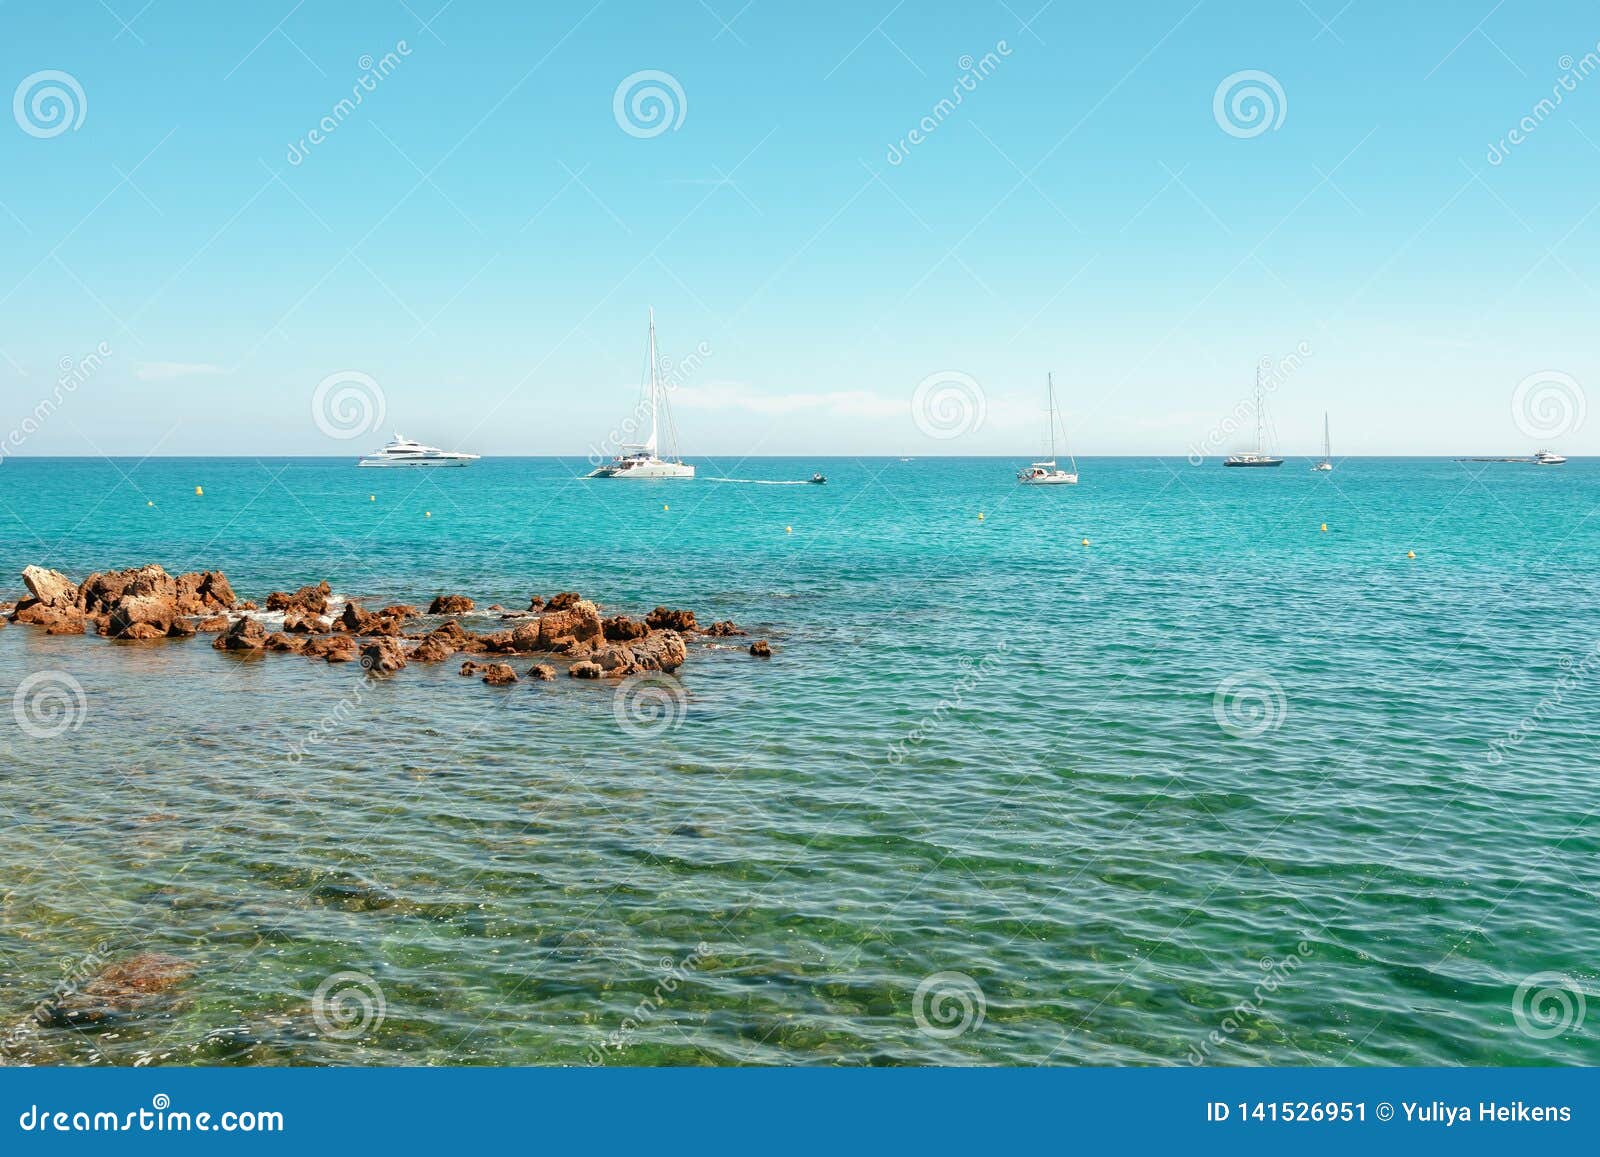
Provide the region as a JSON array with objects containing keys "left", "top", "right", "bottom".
[
  {"left": 38, "top": 952, "right": 196, "bottom": 1027},
  {"left": 750, "top": 640, "right": 772, "bottom": 657},
  {"left": 633, "top": 630, "right": 688, "bottom": 673},
  {"left": 568, "top": 660, "right": 602, "bottom": 679},
  {"left": 480, "top": 662, "right": 518, "bottom": 685},
  {"left": 214, "top": 617, "right": 267, "bottom": 651},
  {"left": 703, "top": 620, "right": 745, "bottom": 637},
  {"left": 528, "top": 662, "right": 557, "bottom": 682},
  {"left": 360, "top": 637, "right": 407, "bottom": 675}
]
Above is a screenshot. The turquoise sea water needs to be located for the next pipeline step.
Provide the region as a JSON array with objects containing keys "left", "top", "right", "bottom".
[{"left": 0, "top": 455, "right": 1596, "bottom": 1066}]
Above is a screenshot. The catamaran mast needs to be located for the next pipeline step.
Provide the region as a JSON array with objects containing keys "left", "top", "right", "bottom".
[
  {"left": 1255, "top": 365, "right": 1265, "bottom": 454},
  {"left": 1322, "top": 411, "right": 1330, "bottom": 461},
  {"left": 1047, "top": 373, "right": 1057, "bottom": 463}
]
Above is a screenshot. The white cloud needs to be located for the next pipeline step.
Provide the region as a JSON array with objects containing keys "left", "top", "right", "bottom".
[{"left": 135, "top": 361, "right": 225, "bottom": 381}]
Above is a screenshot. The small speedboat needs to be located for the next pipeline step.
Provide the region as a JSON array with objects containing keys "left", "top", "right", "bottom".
[
  {"left": 1533, "top": 449, "right": 1567, "bottom": 465},
  {"left": 358, "top": 433, "right": 479, "bottom": 467},
  {"left": 808, "top": 473, "right": 827, "bottom": 484}
]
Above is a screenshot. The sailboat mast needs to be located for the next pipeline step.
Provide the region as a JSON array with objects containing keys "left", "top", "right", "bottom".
[
  {"left": 646, "top": 307, "right": 659, "bottom": 456},
  {"left": 1323, "top": 411, "right": 1330, "bottom": 460},
  {"left": 1255, "top": 365, "right": 1265, "bottom": 453},
  {"left": 1047, "top": 373, "right": 1057, "bottom": 463}
]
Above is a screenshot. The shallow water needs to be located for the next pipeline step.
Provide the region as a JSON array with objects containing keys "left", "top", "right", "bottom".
[{"left": 0, "top": 456, "right": 1596, "bottom": 1065}]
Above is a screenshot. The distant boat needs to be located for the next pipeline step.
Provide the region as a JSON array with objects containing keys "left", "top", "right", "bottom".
[
  {"left": 808, "top": 473, "right": 827, "bottom": 484},
  {"left": 1534, "top": 449, "right": 1567, "bottom": 465},
  {"left": 358, "top": 433, "right": 479, "bottom": 467},
  {"left": 587, "top": 308, "right": 695, "bottom": 479},
  {"left": 1313, "top": 412, "right": 1333, "bottom": 471},
  {"left": 1017, "top": 372, "right": 1078, "bottom": 485},
  {"left": 1224, "top": 366, "right": 1284, "bottom": 468}
]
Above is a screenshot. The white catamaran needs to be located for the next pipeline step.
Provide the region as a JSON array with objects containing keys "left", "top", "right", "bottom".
[
  {"left": 1017, "top": 373, "right": 1078, "bottom": 485},
  {"left": 1224, "top": 366, "right": 1284, "bottom": 468},
  {"left": 1313, "top": 412, "right": 1333, "bottom": 471},
  {"left": 587, "top": 309, "right": 695, "bottom": 480}
]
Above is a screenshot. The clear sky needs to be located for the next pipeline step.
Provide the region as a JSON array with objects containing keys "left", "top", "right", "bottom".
[{"left": 1, "top": 0, "right": 1597, "bottom": 457}]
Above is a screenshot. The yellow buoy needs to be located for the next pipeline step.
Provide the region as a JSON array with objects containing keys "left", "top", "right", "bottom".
[
  {"left": 1320, "top": 523, "right": 1327, "bottom": 532},
  {"left": 194, "top": 486, "right": 203, "bottom": 496},
  {"left": 425, "top": 511, "right": 432, "bottom": 518},
  {"left": 369, "top": 495, "right": 375, "bottom": 502},
  {"left": 663, "top": 504, "right": 669, "bottom": 511},
  {"left": 977, "top": 512, "right": 985, "bottom": 521},
  {"left": 146, "top": 500, "right": 154, "bottom": 507},
  {"left": 1082, "top": 538, "right": 1090, "bottom": 546},
  {"left": 785, "top": 526, "right": 792, "bottom": 534},
  {"left": 1407, "top": 550, "right": 1415, "bottom": 559}
]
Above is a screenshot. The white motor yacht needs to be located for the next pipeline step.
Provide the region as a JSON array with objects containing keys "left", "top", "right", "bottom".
[
  {"left": 358, "top": 434, "right": 479, "bottom": 467},
  {"left": 1533, "top": 449, "right": 1567, "bottom": 465}
]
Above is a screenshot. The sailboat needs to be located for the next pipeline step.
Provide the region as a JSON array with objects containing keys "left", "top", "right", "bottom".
[
  {"left": 1224, "top": 366, "right": 1284, "bottom": 467},
  {"left": 587, "top": 309, "right": 695, "bottom": 479},
  {"left": 1313, "top": 412, "right": 1333, "bottom": 471},
  {"left": 1016, "top": 373, "right": 1078, "bottom": 485}
]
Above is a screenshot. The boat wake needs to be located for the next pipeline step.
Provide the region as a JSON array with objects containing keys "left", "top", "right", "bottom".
[{"left": 707, "top": 478, "right": 812, "bottom": 486}]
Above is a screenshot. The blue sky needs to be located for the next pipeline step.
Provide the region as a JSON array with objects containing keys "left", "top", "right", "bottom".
[{"left": 1, "top": 0, "right": 1597, "bottom": 456}]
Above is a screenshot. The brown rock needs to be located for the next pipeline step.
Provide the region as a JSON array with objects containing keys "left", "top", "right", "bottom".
[
  {"left": 266, "top": 581, "right": 331, "bottom": 615},
  {"left": 214, "top": 617, "right": 267, "bottom": 651},
  {"left": 14, "top": 602, "right": 85, "bottom": 633},
  {"left": 704, "top": 620, "right": 745, "bottom": 637},
  {"left": 526, "top": 595, "right": 545, "bottom": 611},
  {"left": 39, "top": 952, "right": 196, "bottom": 1027},
  {"left": 481, "top": 629, "right": 517, "bottom": 652},
  {"left": 603, "top": 615, "right": 650, "bottom": 642},
  {"left": 568, "top": 660, "right": 603, "bottom": 679},
  {"left": 379, "top": 604, "right": 419, "bottom": 619},
  {"left": 263, "top": 632, "right": 305, "bottom": 652},
  {"left": 545, "top": 591, "right": 580, "bottom": 612},
  {"left": 528, "top": 663, "right": 557, "bottom": 682},
  {"left": 195, "top": 614, "right": 230, "bottom": 632},
  {"left": 480, "top": 662, "right": 518, "bottom": 685},
  {"left": 428, "top": 594, "right": 474, "bottom": 614},
  {"left": 509, "top": 621, "right": 543, "bottom": 651},
  {"left": 592, "top": 644, "right": 636, "bottom": 674},
  {"left": 106, "top": 592, "right": 176, "bottom": 639},
  {"left": 633, "top": 630, "right": 688, "bottom": 673},
  {"left": 537, "top": 599, "right": 603, "bottom": 650},
  {"left": 360, "top": 637, "right": 407, "bottom": 675},
  {"left": 304, "top": 635, "right": 356, "bottom": 662},
  {"left": 119, "top": 622, "right": 166, "bottom": 640},
  {"left": 173, "top": 570, "right": 235, "bottom": 614},
  {"left": 410, "top": 635, "right": 456, "bottom": 663},
  {"left": 21, "top": 565, "right": 75, "bottom": 608},
  {"left": 339, "top": 601, "right": 372, "bottom": 632},
  {"left": 166, "top": 618, "right": 198, "bottom": 638},
  {"left": 282, "top": 606, "right": 325, "bottom": 633},
  {"left": 459, "top": 660, "right": 483, "bottom": 676},
  {"left": 646, "top": 606, "right": 698, "bottom": 633},
  {"left": 750, "top": 640, "right": 772, "bottom": 657}
]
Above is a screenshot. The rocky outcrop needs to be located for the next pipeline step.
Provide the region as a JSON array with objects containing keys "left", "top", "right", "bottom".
[
  {"left": 568, "top": 660, "right": 602, "bottom": 679},
  {"left": 282, "top": 606, "right": 325, "bottom": 633},
  {"left": 480, "top": 662, "right": 517, "bottom": 685},
  {"left": 428, "top": 594, "right": 473, "bottom": 614},
  {"left": 591, "top": 644, "right": 636, "bottom": 674},
  {"left": 459, "top": 660, "right": 483, "bottom": 677},
  {"left": 266, "top": 581, "right": 331, "bottom": 615},
  {"left": 545, "top": 591, "right": 580, "bottom": 612},
  {"left": 633, "top": 630, "right": 687, "bottom": 673},
  {"left": 303, "top": 635, "right": 356, "bottom": 662},
  {"left": 195, "top": 614, "right": 230, "bottom": 632},
  {"left": 360, "top": 637, "right": 407, "bottom": 675},
  {"left": 646, "top": 606, "right": 698, "bottom": 633},
  {"left": 603, "top": 615, "right": 650, "bottom": 642},
  {"left": 526, "top": 595, "right": 545, "bottom": 612},
  {"left": 263, "top": 632, "right": 304, "bottom": 652},
  {"left": 528, "top": 663, "right": 557, "bottom": 681},
  {"left": 214, "top": 617, "right": 267, "bottom": 651},
  {"left": 22, "top": 565, "right": 75, "bottom": 608},
  {"left": 174, "top": 570, "right": 235, "bottom": 614},
  {"left": 704, "top": 620, "right": 745, "bottom": 636},
  {"left": 537, "top": 599, "right": 603, "bottom": 652},
  {"left": 409, "top": 634, "right": 456, "bottom": 663},
  {"left": 13, "top": 565, "right": 87, "bottom": 633},
  {"left": 750, "top": 640, "right": 772, "bottom": 657}
]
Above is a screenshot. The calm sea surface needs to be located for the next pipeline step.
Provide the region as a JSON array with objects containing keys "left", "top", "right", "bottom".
[{"left": 0, "top": 455, "right": 1596, "bottom": 1066}]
